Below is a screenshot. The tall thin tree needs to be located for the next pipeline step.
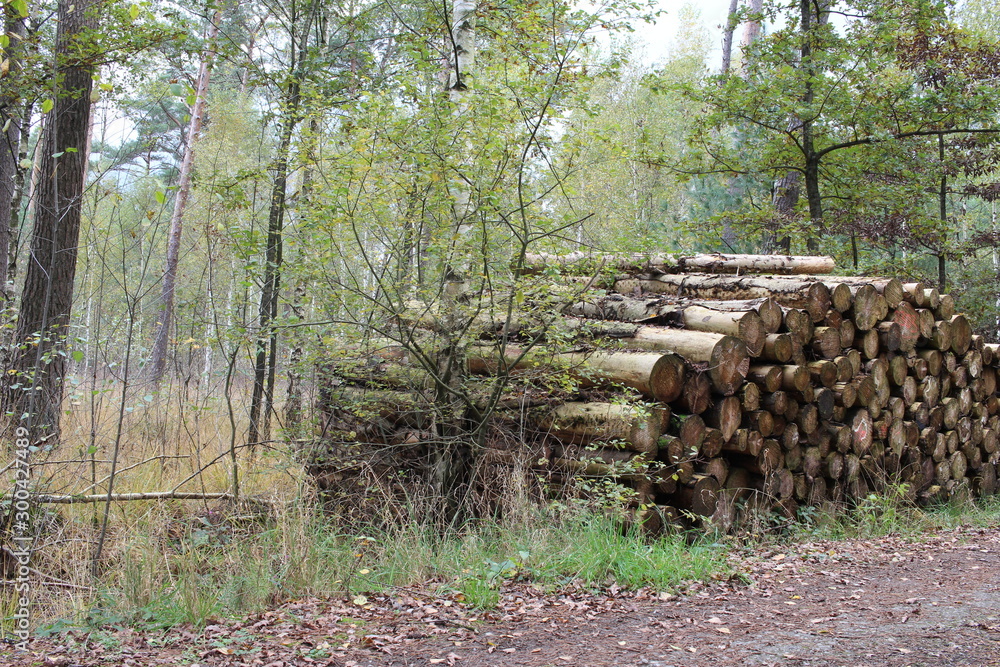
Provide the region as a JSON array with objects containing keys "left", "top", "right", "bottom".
[
  {"left": 247, "top": 0, "right": 318, "bottom": 449},
  {"left": 0, "top": 3, "right": 28, "bottom": 297},
  {"left": 148, "top": 2, "right": 223, "bottom": 386}
]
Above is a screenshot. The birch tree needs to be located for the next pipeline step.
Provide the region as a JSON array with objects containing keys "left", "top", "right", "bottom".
[{"left": 0, "top": 0, "right": 28, "bottom": 298}]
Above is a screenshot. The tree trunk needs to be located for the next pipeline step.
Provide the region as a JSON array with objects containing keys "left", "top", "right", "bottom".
[
  {"left": 0, "top": 5, "right": 27, "bottom": 297},
  {"left": 937, "top": 133, "right": 948, "bottom": 291},
  {"left": 535, "top": 401, "right": 669, "bottom": 455},
  {"left": 739, "top": 0, "right": 764, "bottom": 53},
  {"left": 466, "top": 345, "right": 688, "bottom": 403},
  {"left": 616, "top": 273, "right": 831, "bottom": 323},
  {"left": 248, "top": 0, "right": 316, "bottom": 449},
  {"left": 428, "top": 0, "right": 479, "bottom": 526},
  {"left": 622, "top": 326, "right": 749, "bottom": 395},
  {"left": 283, "top": 280, "right": 308, "bottom": 433},
  {"left": 566, "top": 293, "right": 782, "bottom": 333},
  {"left": 768, "top": 0, "right": 830, "bottom": 253},
  {"left": 770, "top": 167, "right": 800, "bottom": 253},
  {"left": 521, "top": 251, "right": 836, "bottom": 276},
  {"left": 562, "top": 297, "right": 764, "bottom": 356},
  {"left": 148, "top": 3, "right": 222, "bottom": 386},
  {"left": 9, "top": 0, "right": 98, "bottom": 438},
  {"left": 721, "top": 0, "right": 740, "bottom": 76}
]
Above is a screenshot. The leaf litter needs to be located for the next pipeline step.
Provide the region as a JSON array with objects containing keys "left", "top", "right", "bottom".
[{"left": 6, "top": 525, "right": 1000, "bottom": 666}]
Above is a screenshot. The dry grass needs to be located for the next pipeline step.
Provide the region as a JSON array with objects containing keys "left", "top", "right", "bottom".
[
  {"left": 2, "top": 384, "right": 734, "bottom": 636},
  {"left": 2, "top": 383, "right": 311, "bottom": 630}
]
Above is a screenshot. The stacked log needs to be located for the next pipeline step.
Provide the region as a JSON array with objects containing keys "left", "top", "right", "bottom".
[{"left": 315, "top": 253, "right": 1000, "bottom": 532}]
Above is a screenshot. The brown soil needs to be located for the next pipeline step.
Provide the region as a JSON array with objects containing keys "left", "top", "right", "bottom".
[{"left": 5, "top": 526, "right": 1000, "bottom": 667}]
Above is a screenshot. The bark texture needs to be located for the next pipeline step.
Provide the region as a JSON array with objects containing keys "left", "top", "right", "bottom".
[{"left": 10, "top": 0, "right": 99, "bottom": 437}]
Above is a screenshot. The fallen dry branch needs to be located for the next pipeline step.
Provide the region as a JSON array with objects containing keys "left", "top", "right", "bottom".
[{"left": 32, "top": 491, "right": 236, "bottom": 504}]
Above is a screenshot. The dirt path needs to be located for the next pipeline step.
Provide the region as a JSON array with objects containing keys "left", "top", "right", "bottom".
[{"left": 6, "top": 526, "right": 1000, "bottom": 667}]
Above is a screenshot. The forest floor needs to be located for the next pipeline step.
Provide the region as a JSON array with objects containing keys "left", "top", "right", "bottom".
[{"left": 6, "top": 524, "right": 1000, "bottom": 667}]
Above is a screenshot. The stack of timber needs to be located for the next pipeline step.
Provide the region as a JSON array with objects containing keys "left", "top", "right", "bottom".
[{"left": 314, "top": 252, "right": 1000, "bottom": 532}]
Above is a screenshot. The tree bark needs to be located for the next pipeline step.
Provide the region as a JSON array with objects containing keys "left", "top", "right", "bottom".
[
  {"left": 768, "top": 0, "right": 830, "bottom": 253},
  {"left": 0, "top": 4, "right": 27, "bottom": 297},
  {"left": 535, "top": 402, "right": 669, "bottom": 455},
  {"left": 148, "top": 3, "right": 222, "bottom": 386},
  {"left": 739, "top": 0, "right": 764, "bottom": 53},
  {"left": 721, "top": 0, "right": 740, "bottom": 76},
  {"left": 622, "top": 326, "right": 749, "bottom": 395},
  {"left": 521, "top": 252, "right": 836, "bottom": 276},
  {"left": 565, "top": 297, "right": 764, "bottom": 356},
  {"left": 10, "top": 0, "right": 99, "bottom": 438},
  {"left": 617, "top": 273, "right": 831, "bottom": 323},
  {"left": 567, "top": 293, "right": 782, "bottom": 335},
  {"left": 466, "top": 345, "right": 688, "bottom": 403},
  {"left": 248, "top": 0, "right": 317, "bottom": 449}
]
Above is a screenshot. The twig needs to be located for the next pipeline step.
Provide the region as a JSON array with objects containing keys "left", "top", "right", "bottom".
[
  {"left": 16, "top": 458, "right": 112, "bottom": 466},
  {"left": 0, "top": 578, "right": 93, "bottom": 590},
  {"left": 0, "top": 549, "right": 95, "bottom": 590}
]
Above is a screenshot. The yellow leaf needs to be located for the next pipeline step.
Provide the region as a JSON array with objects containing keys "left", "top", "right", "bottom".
[{"left": 352, "top": 595, "right": 368, "bottom": 605}]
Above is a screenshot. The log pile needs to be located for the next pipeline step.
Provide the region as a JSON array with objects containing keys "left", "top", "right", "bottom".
[{"left": 314, "top": 253, "right": 999, "bottom": 531}]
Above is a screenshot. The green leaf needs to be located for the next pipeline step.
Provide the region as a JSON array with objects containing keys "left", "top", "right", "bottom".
[
  {"left": 129, "top": 3, "right": 139, "bottom": 20},
  {"left": 12, "top": 0, "right": 28, "bottom": 18},
  {"left": 41, "top": 98, "right": 53, "bottom": 114},
  {"left": 154, "top": 190, "right": 166, "bottom": 204},
  {"left": 71, "top": 350, "right": 84, "bottom": 362},
  {"left": 186, "top": 94, "right": 197, "bottom": 106}
]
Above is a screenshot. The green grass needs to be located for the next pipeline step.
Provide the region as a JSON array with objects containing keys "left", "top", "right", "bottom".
[
  {"left": 38, "top": 505, "right": 727, "bottom": 633},
  {"left": 22, "top": 483, "right": 1000, "bottom": 638},
  {"left": 787, "top": 485, "right": 1000, "bottom": 542}
]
